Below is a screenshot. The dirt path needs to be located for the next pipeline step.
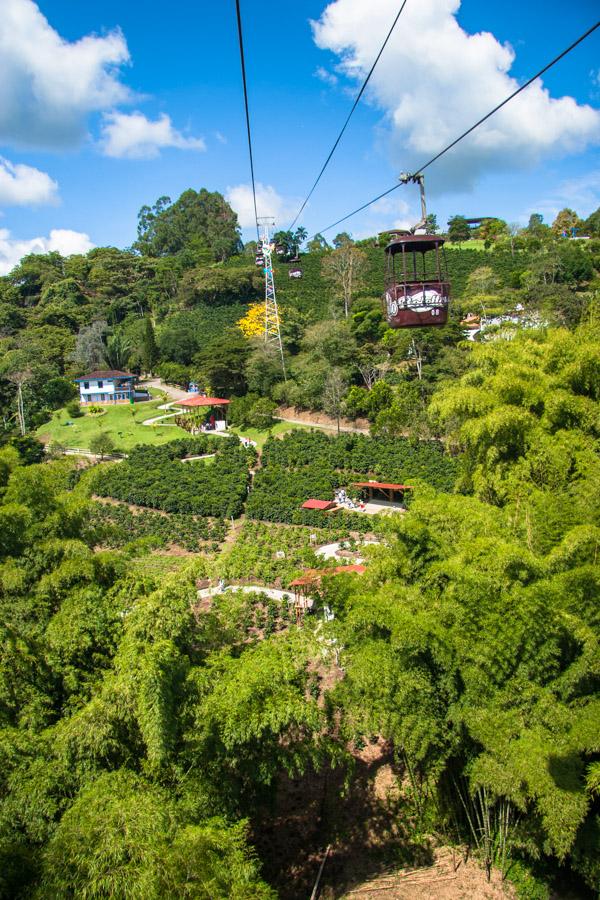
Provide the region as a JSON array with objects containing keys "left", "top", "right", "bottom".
[{"left": 276, "top": 406, "right": 370, "bottom": 435}]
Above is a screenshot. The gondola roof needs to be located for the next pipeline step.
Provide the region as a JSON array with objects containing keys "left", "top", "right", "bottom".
[{"left": 383, "top": 233, "right": 446, "bottom": 255}]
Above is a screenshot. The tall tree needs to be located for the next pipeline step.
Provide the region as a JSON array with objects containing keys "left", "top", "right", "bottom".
[
  {"left": 322, "top": 367, "right": 348, "bottom": 434},
  {"left": 70, "top": 320, "right": 108, "bottom": 373},
  {"left": 424, "top": 213, "right": 438, "bottom": 234},
  {"left": 527, "top": 212, "right": 547, "bottom": 236},
  {"left": 307, "top": 233, "right": 330, "bottom": 253},
  {"left": 447, "top": 215, "right": 471, "bottom": 244},
  {"left": 552, "top": 208, "right": 584, "bottom": 237},
  {"left": 333, "top": 232, "right": 354, "bottom": 248},
  {"left": 583, "top": 206, "right": 600, "bottom": 236},
  {"left": 322, "top": 244, "right": 368, "bottom": 318},
  {"left": 134, "top": 189, "right": 242, "bottom": 261},
  {"left": 141, "top": 318, "right": 159, "bottom": 374},
  {"left": 478, "top": 217, "right": 509, "bottom": 247}
]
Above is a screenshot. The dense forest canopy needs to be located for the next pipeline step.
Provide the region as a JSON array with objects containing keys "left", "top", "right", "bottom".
[{"left": 0, "top": 188, "right": 600, "bottom": 898}]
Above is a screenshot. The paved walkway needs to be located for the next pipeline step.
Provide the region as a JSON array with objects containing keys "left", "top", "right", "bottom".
[
  {"left": 315, "top": 539, "right": 380, "bottom": 561},
  {"left": 198, "top": 584, "right": 299, "bottom": 602},
  {"left": 142, "top": 378, "right": 191, "bottom": 401}
]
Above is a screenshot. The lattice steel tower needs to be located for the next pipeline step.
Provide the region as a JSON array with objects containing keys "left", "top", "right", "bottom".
[{"left": 257, "top": 217, "right": 286, "bottom": 378}]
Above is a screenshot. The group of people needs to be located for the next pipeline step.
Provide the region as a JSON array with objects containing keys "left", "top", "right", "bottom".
[{"left": 335, "top": 488, "right": 366, "bottom": 512}]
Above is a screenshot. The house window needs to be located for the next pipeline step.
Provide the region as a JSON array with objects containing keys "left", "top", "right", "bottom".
[
  {"left": 83, "top": 381, "right": 89, "bottom": 390},
  {"left": 98, "top": 380, "right": 104, "bottom": 388}
]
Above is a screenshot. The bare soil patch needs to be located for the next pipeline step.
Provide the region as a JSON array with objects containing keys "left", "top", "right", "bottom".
[{"left": 276, "top": 406, "right": 370, "bottom": 434}]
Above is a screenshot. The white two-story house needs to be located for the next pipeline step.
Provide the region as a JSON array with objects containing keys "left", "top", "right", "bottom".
[{"left": 74, "top": 370, "right": 137, "bottom": 405}]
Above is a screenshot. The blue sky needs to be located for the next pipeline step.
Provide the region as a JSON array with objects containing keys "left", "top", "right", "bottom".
[{"left": 0, "top": 0, "right": 598, "bottom": 271}]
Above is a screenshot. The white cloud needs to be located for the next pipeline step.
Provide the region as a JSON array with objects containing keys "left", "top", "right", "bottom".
[
  {"left": 100, "top": 111, "right": 206, "bottom": 159},
  {"left": 352, "top": 194, "right": 413, "bottom": 238},
  {"left": 0, "top": 156, "right": 58, "bottom": 205},
  {"left": 528, "top": 170, "right": 600, "bottom": 224},
  {"left": 215, "top": 131, "right": 227, "bottom": 144},
  {"left": 315, "top": 66, "right": 339, "bottom": 87},
  {"left": 312, "top": 0, "right": 600, "bottom": 193},
  {"left": 226, "top": 182, "right": 300, "bottom": 229},
  {"left": 0, "top": 0, "right": 131, "bottom": 148},
  {"left": 0, "top": 227, "right": 94, "bottom": 275}
]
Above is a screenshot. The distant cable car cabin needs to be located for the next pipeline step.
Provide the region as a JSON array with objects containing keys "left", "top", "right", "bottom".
[
  {"left": 255, "top": 254, "right": 264, "bottom": 267},
  {"left": 382, "top": 173, "right": 450, "bottom": 328},
  {"left": 289, "top": 266, "right": 303, "bottom": 279}
]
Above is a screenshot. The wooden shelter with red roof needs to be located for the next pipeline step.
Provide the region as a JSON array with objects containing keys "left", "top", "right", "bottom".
[{"left": 353, "top": 481, "right": 412, "bottom": 504}]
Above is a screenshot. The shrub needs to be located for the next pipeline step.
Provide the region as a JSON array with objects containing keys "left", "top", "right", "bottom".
[
  {"left": 66, "top": 400, "right": 83, "bottom": 418},
  {"left": 9, "top": 435, "right": 46, "bottom": 465},
  {"left": 87, "top": 501, "right": 226, "bottom": 551},
  {"left": 90, "top": 433, "right": 116, "bottom": 459}
]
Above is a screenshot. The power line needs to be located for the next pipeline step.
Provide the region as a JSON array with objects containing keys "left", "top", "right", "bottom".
[
  {"left": 315, "top": 17, "right": 600, "bottom": 237},
  {"left": 287, "top": 0, "right": 409, "bottom": 232},
  {"left": 235, "top": 0, "right": 259, "bottom": 241}
]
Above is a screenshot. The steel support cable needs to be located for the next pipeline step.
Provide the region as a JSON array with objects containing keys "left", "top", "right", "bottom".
[
  {"left": 315, "top": 17, "right": 600, "bottom": 237},
  {"left": 235, "top": 0, "right": 260, "bottom": 241},
  {"left": 287, "top": 0, "right": 409, "bottom": 232}
]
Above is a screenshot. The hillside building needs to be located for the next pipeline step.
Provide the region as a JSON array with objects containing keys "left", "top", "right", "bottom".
[{"left": 75, "top": 370, "right": 137, "bottom": 405}]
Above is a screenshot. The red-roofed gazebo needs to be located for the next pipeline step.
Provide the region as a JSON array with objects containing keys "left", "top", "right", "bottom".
[
  {"left": 178, "top": 396, "right": 231, "bottom": 409},
  {"left": 175, "top": 396, "right": 231, "bottom": 431}
]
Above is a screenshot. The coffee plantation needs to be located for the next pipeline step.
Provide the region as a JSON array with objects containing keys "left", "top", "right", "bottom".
[
  {"left": 247, "top": 430, "right": 458, "bottom": 527},
  {"left": 88, "top": 501, "right": 227, "bottom": 551},
  {"left": 92, "top": 437, "right": 254, "bottom": 518}
]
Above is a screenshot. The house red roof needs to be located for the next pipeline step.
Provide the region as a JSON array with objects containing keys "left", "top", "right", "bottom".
[
  {"left": 177, "top": 396, "right": 231, "bottom": 408},
  {"left": 290, "top": 564, "right": 366, "bottom": 587},
  {"left": 353, "top": 481, "right": 413, "bottom": 491},
  {"left": 301, "top": 498, "right": 336, "bottom": 510},
  {"left": 74, "top": 370, "right": 134, "bottom": 381}
]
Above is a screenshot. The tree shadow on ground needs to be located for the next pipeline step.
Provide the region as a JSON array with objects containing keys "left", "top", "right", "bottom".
[{"left": 251, "top": 741, "right": 433, "bottom": 900}]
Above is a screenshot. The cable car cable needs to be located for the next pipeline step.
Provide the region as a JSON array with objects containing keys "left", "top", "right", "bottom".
[
  {"left": 234, "top": 0, "right": 260, "bottom": 242},
  {"left": 314, "top": 17, "right": 600, "bottom": 237},
  {"left": 287, "top": 0, "right": 409, "bottom": 232}
]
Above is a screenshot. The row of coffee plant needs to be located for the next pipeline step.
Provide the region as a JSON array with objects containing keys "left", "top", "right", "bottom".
[
  {"left": 92, "top": 437, "right": 253, "bottom": 517},
  {"left": 246, "top": 466, "right": 380, "bottom": 530},
  {"left": 260, "top": 431, "right": 458, "bottom": 492},
  {"left": 216, "top": 522, "right": 330, "bottom": 586},
  {"left": 87, "top": 501, "right": 227, "bottom": 551}
]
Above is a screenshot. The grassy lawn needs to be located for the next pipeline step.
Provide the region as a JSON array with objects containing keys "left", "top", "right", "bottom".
[
  {"left": 445, "top": 239, "right": 488, "bottom": 251},
  {"left": 37, "top": 399, "right": 189, "bottom": 452},
  {"left": 37, "top": 399, "right": 311, "bottom": 454},
  {"left": 231, "top": 420, "right": 309, "bottom": 450}
]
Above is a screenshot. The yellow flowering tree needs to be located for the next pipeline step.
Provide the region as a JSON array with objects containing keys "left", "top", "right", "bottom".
[{"left": 237, "top": 302, "right": 266, "bottom": 338}]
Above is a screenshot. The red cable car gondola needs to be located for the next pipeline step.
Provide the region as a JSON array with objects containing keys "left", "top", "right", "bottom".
[
  {"left": 382, "top": 173, "right": 450, "bottom": 328},
  {"left": 384, "top": 233, "right": 449, "bottom": 328}
]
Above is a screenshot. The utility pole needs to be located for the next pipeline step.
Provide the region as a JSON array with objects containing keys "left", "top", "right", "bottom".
[{"left": 257, "top": 216, "right": 286, "bottom": 378}]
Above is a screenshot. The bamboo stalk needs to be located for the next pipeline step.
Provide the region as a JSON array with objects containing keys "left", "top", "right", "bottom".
[{"left": 309, "top": 844, "right": 331, "bottom": 900}]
